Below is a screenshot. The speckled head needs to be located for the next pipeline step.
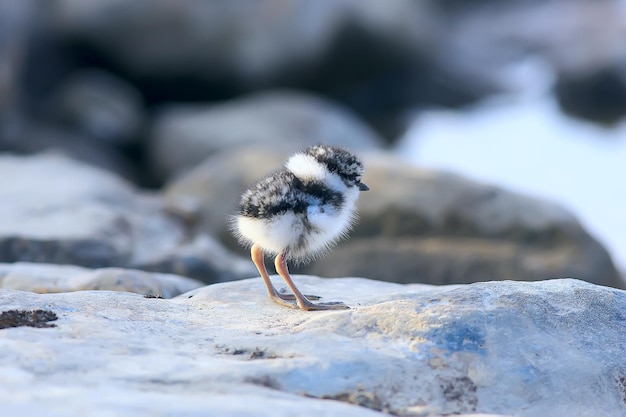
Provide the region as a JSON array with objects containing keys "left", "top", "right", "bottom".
[{"left": 301, "top": 145, "right": 368, "bottom": 190}]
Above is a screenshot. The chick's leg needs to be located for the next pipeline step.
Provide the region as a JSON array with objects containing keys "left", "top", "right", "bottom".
[
  {"left": 274, "top": 251, "right": 349, "bottom": 311},
  {"left": 251, "top": 244, "right": 297, "bottom": 308}
]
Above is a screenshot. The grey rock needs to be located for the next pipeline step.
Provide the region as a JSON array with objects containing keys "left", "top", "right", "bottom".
[
  {"left": 0, "top": 262, "right": 202, "bottom": 298},
  {"left": 150, "top": 90, "right": 384, "bottom": 181},
  {"left": 0, "top": 0, "right": 39, "bottom": 152},
  {"left": 15, "top": 0, "right": 626, "bottom": 145},
  {"left": 49, "top": 2, "right": 432, "bottom": 84},
  {"left": 52, "top": 0, "right": 362, "bottom": 86},
  {"left": 432, "top": 0, "right": 626, "bottom": 123},
  {"left": 49, "top": 0, "right": 492, "bottom": 137},
  {"left": 164, "top": 147, "right": 286, "bottom": 238},
  {"left": 0, "top": 277, "right": 624, "bottom": 416},
  {"left": 354, "top": 154, "right": 582, "bottom": 238},
  {"left": 0, "top": 152, "right": 183, "bottom": 267},
  {"left": 44, "top": 69, "right": 145, "bottom": 146},
  {"left": 307, "top": 236, "right": 617, "bottom": 287},
  {"left": 555, "top": 65, "right": 626, "bottom": 125},
  {"left": 0, "top": 153, "right": 252, "bottom": 283},
  {"left": 307, "top": 153, "right": 622, "bottom": 288},
  {"left": 165, "top": 148, "right": 621, "bottom": 288},
  {"left": 0, "top": 0, "right": 34, "bottom": 121},
  {"left": 14, "top": 123, "right": 138, "bottom": 181},
  {"left": 137, "top": 234, "right": 257, "bottom": 284},
  {"left": 0, "top": 3, "right": 145, "bottom": 181}
]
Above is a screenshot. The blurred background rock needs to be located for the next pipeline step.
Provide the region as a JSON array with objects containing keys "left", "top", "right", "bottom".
[{"left": 1, "top": 0, "right": 624, "bottom": 288}]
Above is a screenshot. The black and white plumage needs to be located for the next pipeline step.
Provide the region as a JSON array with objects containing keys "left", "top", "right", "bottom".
[{"left": 233, "top": 144, "right": 368, "bottom": 311}]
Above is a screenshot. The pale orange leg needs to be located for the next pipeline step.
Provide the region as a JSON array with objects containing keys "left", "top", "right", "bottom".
[
  {"left": 251, "top": 244, "right": 297, "bottom": 308},
  {"left": 274, "top": 251, "right": 349, "bottom": 311}
]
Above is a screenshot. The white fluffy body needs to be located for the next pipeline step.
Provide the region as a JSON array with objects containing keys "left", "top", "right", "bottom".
[
  {"left": 234, "top": 150, "right": 363, "bottom": 263},
  {"left": 237, "top": 212, "right": 305, "bottom": 256},
  {"left": 285, "top": 153, "right": 326, "bottom": 181}
]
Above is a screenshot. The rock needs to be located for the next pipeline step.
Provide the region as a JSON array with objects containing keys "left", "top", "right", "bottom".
[
  {"left": 9, "top": 0, "right": 626, "bottom": 152},
  {"left": 165, "top": 148, "right": 622, "bottom": 288},
  {"left": 555, "top": 66, "right": 626, "bottom": 125},
  {"left": 43, "top": 69, "right": 145, "bottom": 147},
  {"left": 0, "top": 2, "right": 148, "bottom": 182},
  {"left": 539, "top": 1, "right": 626, "bottom": 124},
  {"left": 0, "top": 0, "right": 44, "bottom": 153},
  {"left": 0, "top": 277, "right": 624, "bottom": 416},
  {"left": 0, "top": 153, "right": 253, "bottom": 283},
  {"left": 430, "top": 0, "right": 626, "bottom": 123},
  {"left": 49, "top": 0, "right": 495, "bottom": 138},
  {"left": 0, "top": 262, "right": 202, "bottom": 298},
  {"left": 0, "top": 0, "right": 33, "bottom": 130},
  {"left": 307, "top": 153, "right": 622, "bottom": 288},
  {"left": 307, "top": 236, "right": 617, "bottom": 287},
  {"left": 52, "top": 0, "right": 363, "bottom": 88},
  {"left": 136, "top": 234, "right": 257, "bottom": 284},
  {"left": 149, "top": 90, "right": 384, "bottom": 181},
  {"left": 164, "top": 147, "right": 286, "bottom": 237},
  {"left": 13, "top": 123, "right": 139, "bottom": 181},
  {"left": 0, "top": 152, "right": 183, "bottom": 267}
]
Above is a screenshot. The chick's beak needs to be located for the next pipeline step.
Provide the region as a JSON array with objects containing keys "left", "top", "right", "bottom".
[{"left": 359, "top": 182, "right": 369, "bottom": 191}]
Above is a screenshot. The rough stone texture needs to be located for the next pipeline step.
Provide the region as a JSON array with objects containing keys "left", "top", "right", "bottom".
[
  {"left": 165, "top": 148, "right": 622, "bottom": 288},
  {"left": 306, "top": 153, "right": 622, "bottom": 288},
  {"left": 1, "top": 276, "right": 625, "bottom": 416},
  {"left": 149, "top": 90, "right": 384, "bottom": 181},
  {"left": 0, "top": 153, "right": 255, "bottom": 283},
  {"left": 0, "top": 262, "right": 202, "bottom": 298}
]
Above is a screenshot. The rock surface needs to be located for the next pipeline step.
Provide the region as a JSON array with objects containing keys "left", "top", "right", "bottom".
[
  {"left": 49, "top": 0, "right": 476, "bottom": 132},
  {"left": 0, "top": 152, "right": 183, "bottom": 267},
  {"left": 165, "top": 148, "right": 622, "bottom": 288},
  {"left": 164, "top": 147, "right": 287, "bottom": 237},
  {"left": 149, "top": 90, "right": 384, "bottom": 181},
  {"left": 43, "top": 69, "right": 145, "bottom": 147},
  {"left": 9, "top": 122, "right": 139, "bottom": 182},
  {"left": 0, "top": 262, "right": 202, "bottom": 298},
  {"left": 3, "top": 0, "right": 625, "bottom": 193},
  {"left": 45, "top": 0, "right": 626, "bottom": 128},
  {"left": 0, "top": 0, "right": 33, "bottom": 136},
  {"left": 0, "top": 153, "right": 255, "bottom": 283},
  {"left": 433, "top": 0, "right": 626, "bottom": 123},
  {"left": 1, "top": 276, "right": 625, "bottom": 416},
  {"left": 309, "top": 153, "right": 622, "bottom": 288}
]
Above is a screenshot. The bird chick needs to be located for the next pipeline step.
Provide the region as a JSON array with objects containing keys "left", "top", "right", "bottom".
[{"left": 233, "top": 144, "right": 368, "bottom": 310}]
